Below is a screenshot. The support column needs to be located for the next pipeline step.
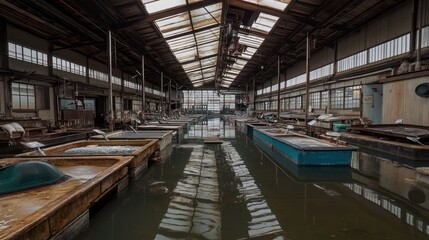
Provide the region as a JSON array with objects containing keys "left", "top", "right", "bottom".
[
  {"left": 85, "top": 56, "right": 90, "bottom": 83},
  {"left": 253, "top": 77, "right": 256, "bottom": 112},
  {"left": 0, "top": 18, "right": 11, "bottom": 118},
  {"left": 168, "top": 79, "right": 171, "bottom": 116},
  {"left": 410, "top": 0, "right": 419, "bottom": 55},
  {"left": 305, "top": 32, "right": 311, "bottom": 129},
  {"left": 245, "top": 83, "right": 249, "bottom": 116},
  {"left": 141, "top": 55, "right": 145, "bottom": 120},
  {"left": 160, "top": 72, "right": 163, "bottom": 115},
  {"left": 277, "top": 56, "right": 281, "bottom": 119},
  {"left": 108, "top": 30, "right": 113, "bottom": 131},
  {"left": 0, "top": 18, "right": 8, "bottom": 69},
  {"left": 175, "top": 82, "right": 178, "bottom": 112}
]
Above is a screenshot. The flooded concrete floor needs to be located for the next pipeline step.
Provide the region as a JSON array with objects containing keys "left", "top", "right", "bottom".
[
  {"left": 0, "top": 165, "right": 107, "bottom": 231},
  {"left": 76, "top": 118, "right": 429, "bottom": 240}
]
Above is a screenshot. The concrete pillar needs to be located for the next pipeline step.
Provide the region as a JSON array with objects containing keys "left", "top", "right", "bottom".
[{"left": 0, "top": 18, "right": 11, "bottom": 118}]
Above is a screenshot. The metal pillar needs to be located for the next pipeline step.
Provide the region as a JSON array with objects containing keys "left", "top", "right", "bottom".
[
  {"left": 0, "top": 18, "right": 11, "bottom": 118},
  {"left": 253, "top": 77, "right": 256, "bottom": 112},
  {"left": 168, "top": 79, "right": 171, "bottom": 116},
  {"left": 246, "top": 83, "right": 249, "bottom": 116},
  {"left": 141, "top": 55, "right": 145, "bottom": 120},
  {"left": 160, "top": 72, "right": 163, "bottom": 115},
  {"left": 108, "top": 30, "right": 113, "bottom": 131},
  {"left": 175, "top": 83, "right": 178, "bottom": 111},
  {"left": 305, "top": 32, "right": 310, "bottom": 129},
  {"left": 277, "top": 55, "right": 281, "bottom": 119}
]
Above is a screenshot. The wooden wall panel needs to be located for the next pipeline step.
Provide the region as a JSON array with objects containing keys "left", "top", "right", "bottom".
[{"left": 382, "top": 77, "right": 429, "bottom": 126}]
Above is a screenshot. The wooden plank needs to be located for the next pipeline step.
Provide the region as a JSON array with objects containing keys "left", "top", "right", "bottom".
[{"left": 204, "top": 137, "right": 223, "bottom": 144}]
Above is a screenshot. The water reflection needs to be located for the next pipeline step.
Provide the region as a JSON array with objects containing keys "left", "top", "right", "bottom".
[
  {"left": 185, "top": 118, "right": 235, "bottom": 139},
  {"left": 350, "top": 151, "right": 429, "bottom": 237},
  {"left": 222, "top": 142, "right": 284, "bottom": 238},
  {"left": 155, "top": 145, "right": 221, "bottom": 239}
]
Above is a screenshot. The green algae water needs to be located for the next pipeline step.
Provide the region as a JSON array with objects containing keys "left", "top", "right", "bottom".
[{"left": 76, "top": 117, "right": 429, "bottom": 240}]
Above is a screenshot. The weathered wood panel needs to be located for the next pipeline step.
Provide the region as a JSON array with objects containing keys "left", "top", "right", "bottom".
[{"left": 382, "top": 77, "right": 429, "bottom": 126}]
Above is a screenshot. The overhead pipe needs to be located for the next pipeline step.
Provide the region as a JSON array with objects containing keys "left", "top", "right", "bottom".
[{"left": 336, "top": 68, "right": 395, "bottom": 82}]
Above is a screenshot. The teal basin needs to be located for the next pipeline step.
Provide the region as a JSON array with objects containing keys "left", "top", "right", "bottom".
[{"left": 0, "top": 161, "right": 67, "bottom": 195}]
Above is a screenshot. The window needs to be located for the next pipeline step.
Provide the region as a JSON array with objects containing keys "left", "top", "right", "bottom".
[
  {"left": 297, "top": 96, "right": 302, "bottom": 109},
  {"left": 264, "top": 101, "right": 270, "bottom": 110},
  {"left": 368, "top": 34, "right": 410, "bottom": 63},
  {"left": 112, "top": 76, "right": 122, "bottom": 85},
  {"left": 310, "top": 63, "right": 334, "bottom": 80},
  {"left": 286, "top": 73, "right": 306, "bottom": 88},
  {"left": 321, "top": 91, "right": 329, "bottom": 109},
  {"left": 183, "top": 90, "right": 230, "bottom": 113},
  {"left": 309, "top": 92, "right": 320, "bottom": 109},
  {"left": 330, "top": 86, "right": 361, "bottom": 109},
  {"left": 286, "top": 96, "right": 302, "bottom": 110},
  {"left": 272, "top": 84, "right": 278, "bottom": 92},
  {"left": 12, "top": 83, "right": 35, "bottom": 110},
  {"left": 23, "top": 47, "right": 31, "bottom": 62},
  {"left": 422, "top": 25, "right": 429, "bottom": 48},
  {"left": 282, "top": 98, "right": 289, "bottom": 110},
  {"left": 8, "top": 43, "right": 16, "bottom": 58},
  {"left": 53, "top": 56, "right": 86, "bottom": 76},
  {"left": 330, "top": 88, "right": 344, "bottom": 109},
  {"left": 344, "top": 86, "right": 361, "bottom": 108},
  {"left": 114, "top": 97, "right": 122, "bottom": 112},
  {"left": 337, "top": 51, "right": 367, "bottom": 72},
  {"left": 8, "top": 42, "right": 48, "bottom": 66},
  {"left": 89, "top": 69, "right": 108, "bottom": 81},
  {"left": 132, "top": 100, "right": 142, "bottom": 112}
]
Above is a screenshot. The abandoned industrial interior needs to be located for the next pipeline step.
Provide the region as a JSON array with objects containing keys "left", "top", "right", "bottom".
[{"left": 1, "top": 0, "right": 429, "bottom": 239}]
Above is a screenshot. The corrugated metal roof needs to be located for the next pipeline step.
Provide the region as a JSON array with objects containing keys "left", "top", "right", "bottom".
[{"left": 144, "top": 0, "right": 284, "bottom": 87}]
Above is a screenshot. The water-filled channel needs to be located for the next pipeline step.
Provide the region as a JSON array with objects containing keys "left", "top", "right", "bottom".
[{"left": 76, "top": 117, "right": 429, "bottom": 240}]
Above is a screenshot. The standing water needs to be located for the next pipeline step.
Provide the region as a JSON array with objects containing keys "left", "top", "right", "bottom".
[{"left": 76, "top": 117, "right": 429, "bottom": 240}]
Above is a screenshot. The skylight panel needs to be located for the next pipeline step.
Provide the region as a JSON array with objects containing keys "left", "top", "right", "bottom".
[
  {"left": 150, "top": 2, "right": 224, "bottom": 87},
  {"left": 195, "top": 28, "right": 219, "bottom": 45},
  {"left": 242, "top": 0, "right": 289, "bottom": 11},
  {"left": 155, "top": 13, "right": 190, "bottom": 38},
  {"left": 182, "top": 61, "right": 201, "bottom": 71},
  {"left": 228, "top": 69, "right": 241, "bottom": 74},
  {"left": 166, "top": 35, "right": 195, "bottom": 51},
  {"left": 143, "top": 0, "right": 186, "bottom": 14},
  {"left": 238, "top": 33, "right": 264, "bottom": 48},
  {"left": 251, "top": 13, "right": 279, "bottom": 33},
  {"left": 188, "top": 72, "right": 202, "bottom": 81},
  {"left": 198, "top": 43, "right": 218, "bottom": 57},
  {"left": 200, "top": 57, "right": 217, "bottom": 67},
  {"left": 190, "top": 3, "right": 222, "bottom": 30},
  {"left": 142, "top": 0, "right": 202, "bottom": 14},
  {"left": 174, "top": 47, "right": 197, "bottom": 63}
]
